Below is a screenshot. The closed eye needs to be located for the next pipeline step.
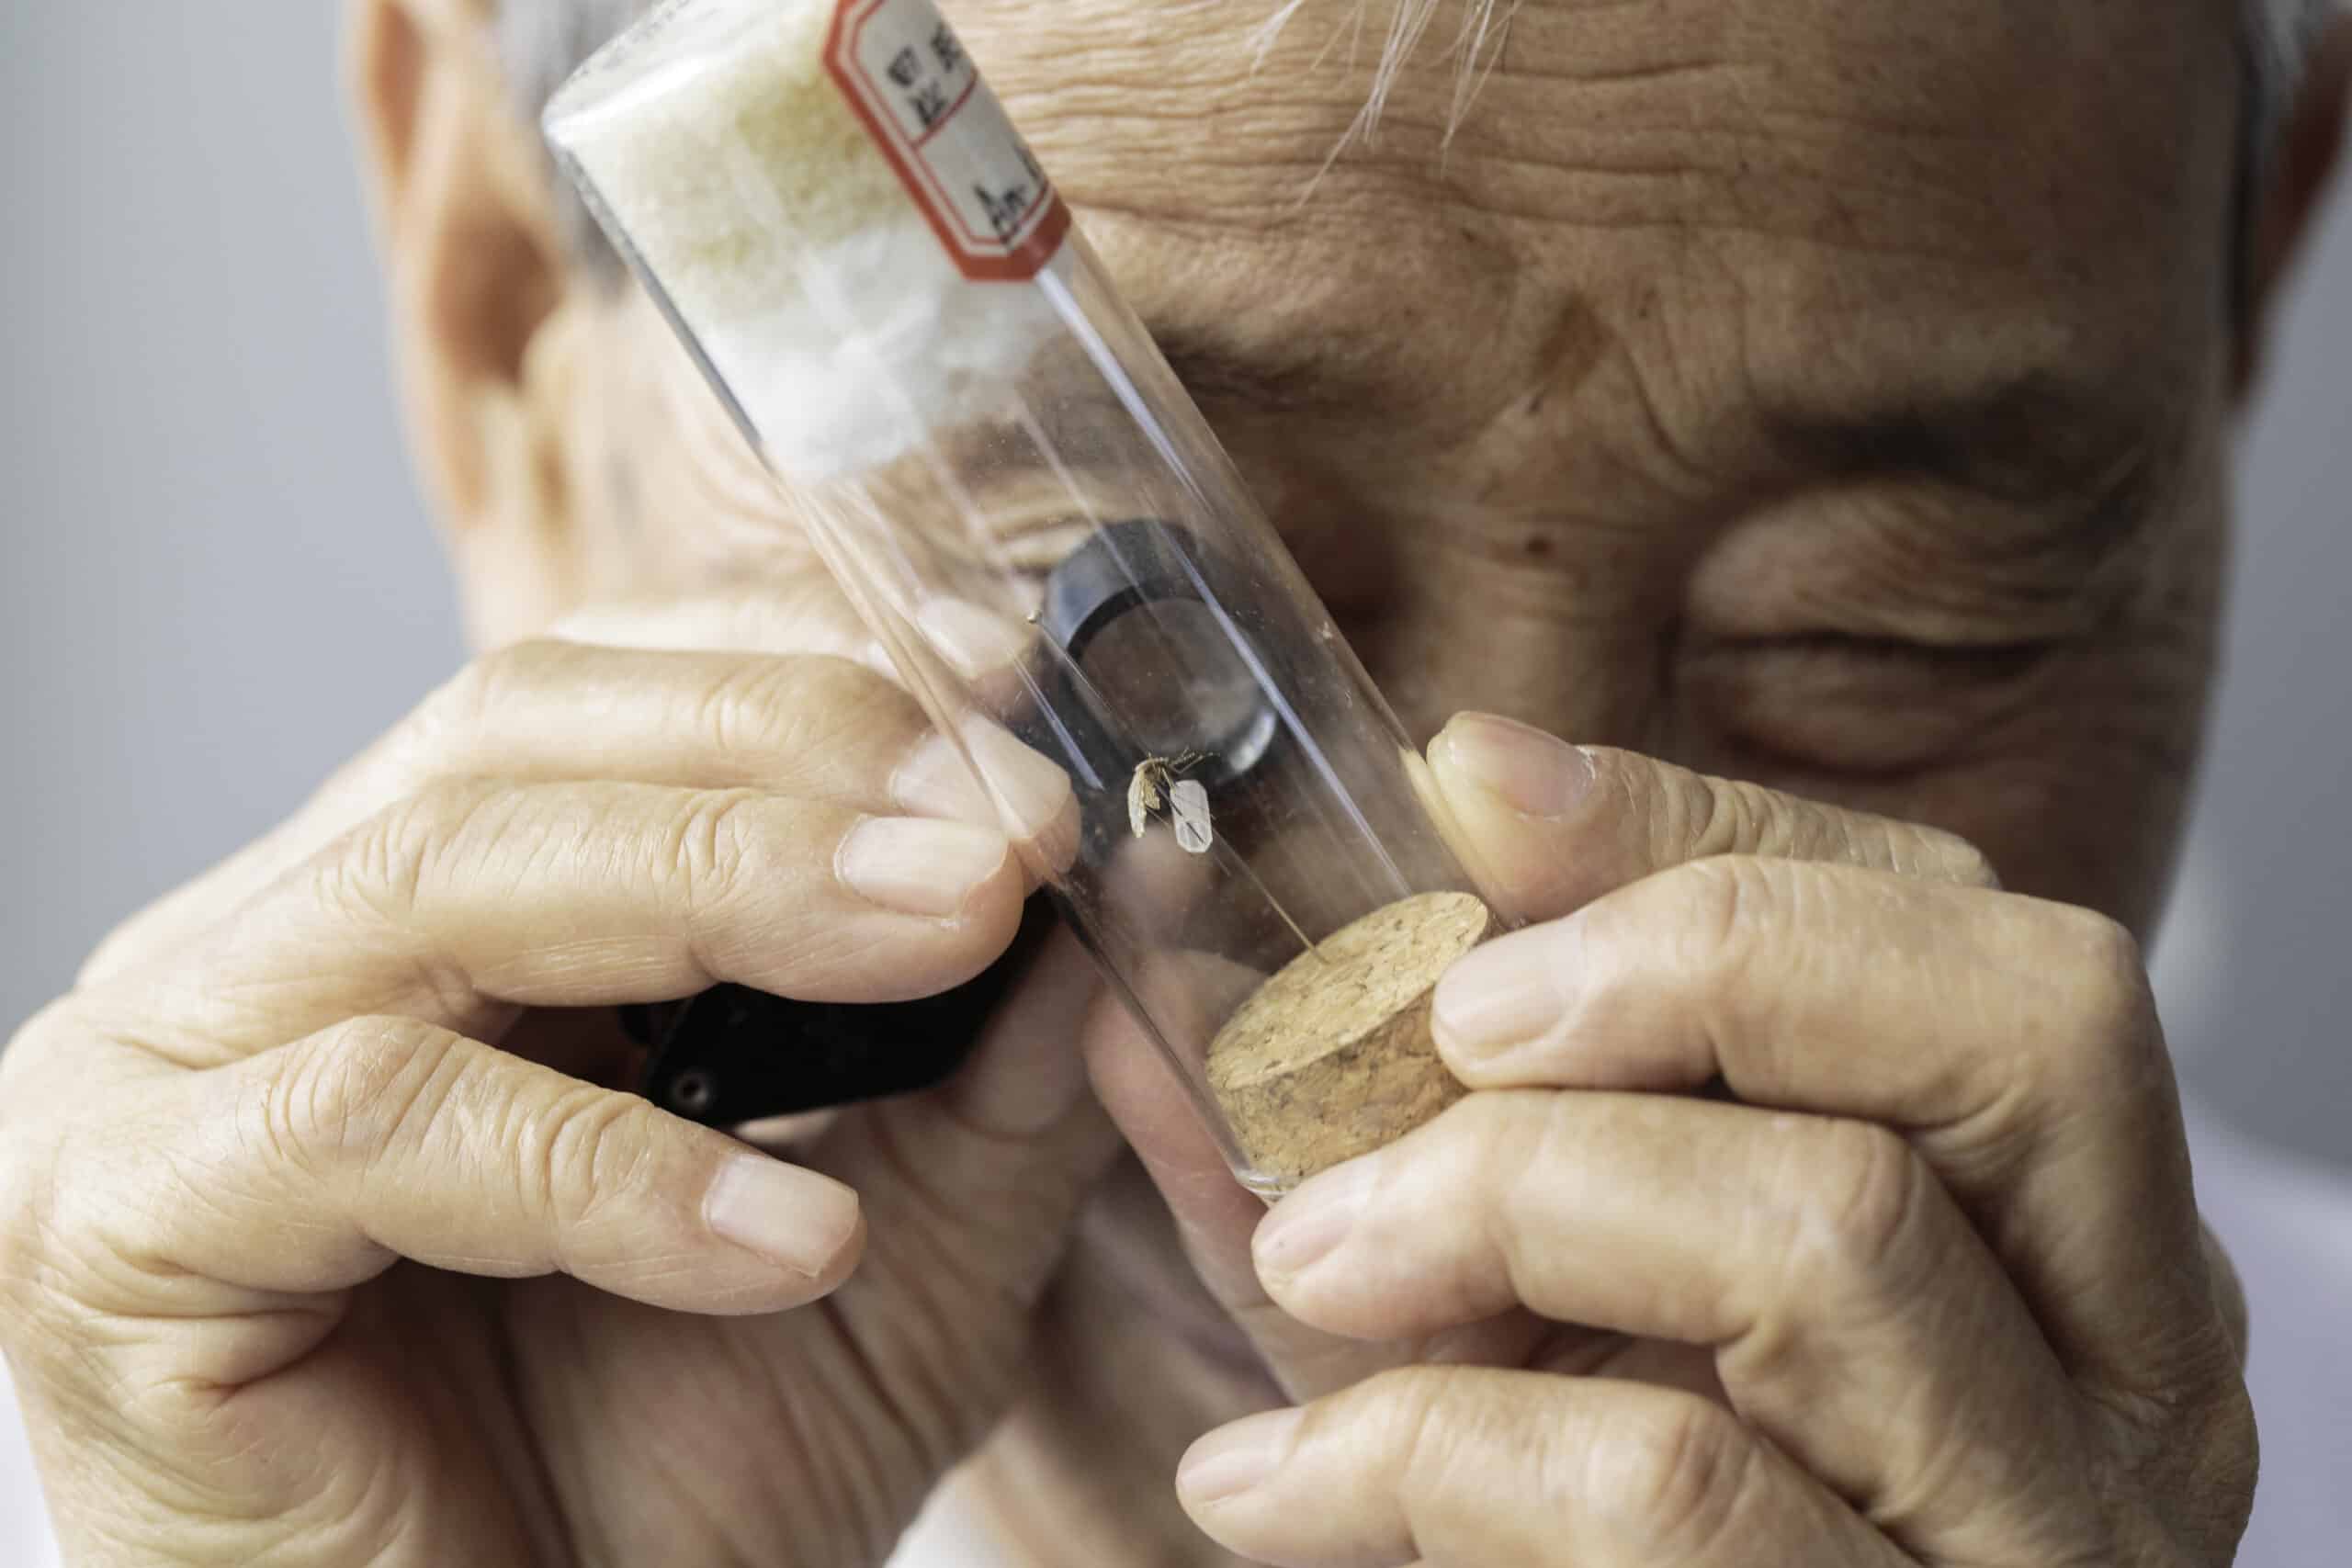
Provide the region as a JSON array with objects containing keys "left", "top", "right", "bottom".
[{"left": 1676, "top": 629, "right": 2068, "bottom": 776}]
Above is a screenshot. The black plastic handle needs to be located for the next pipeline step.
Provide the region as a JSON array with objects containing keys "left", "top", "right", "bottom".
[
  {"left": 624, "top": 519, "right": 1273, "bottom": 1128},
  {"left": 625, "top": 893, "right": 1060, "bottom": 1124}
]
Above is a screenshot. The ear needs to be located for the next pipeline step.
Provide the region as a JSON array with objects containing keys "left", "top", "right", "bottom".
[
  {"left": 2239, "top": 15, "right": 2352, "bottom": 393},
  {"left": 347, "top": 0, "right": 600, "bottom": 643}
]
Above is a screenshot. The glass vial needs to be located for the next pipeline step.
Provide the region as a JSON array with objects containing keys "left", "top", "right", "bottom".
[{"left": 546, "top": 0, "right": 1498, "bottom": 1195}]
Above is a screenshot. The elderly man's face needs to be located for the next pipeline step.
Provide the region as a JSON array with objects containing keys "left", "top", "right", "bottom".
[
  {"left": 336, "top": 3, "right": 2301, "bottom": 1545},
  {"left": 977, "top": 0, "right": 2245, "bottom": 938},
  {"left": 1035, "top": 0, "right": 2244, "bottom": 930},
  {"left": 396, "top": 0, "right": 2251, "bottom": 935}
]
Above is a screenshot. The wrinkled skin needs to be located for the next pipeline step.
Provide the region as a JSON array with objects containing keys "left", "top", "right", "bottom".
[{"left": 2, "top": 0, "right": 2346, "bottom": 1564}]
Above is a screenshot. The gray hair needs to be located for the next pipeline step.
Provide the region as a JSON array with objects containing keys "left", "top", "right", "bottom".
[
  {"left": 503, "top": 0, "right": 2341, "bottom": 291},
  {"left": 497, "top": 0, "right": 649, "bottom": 281}
]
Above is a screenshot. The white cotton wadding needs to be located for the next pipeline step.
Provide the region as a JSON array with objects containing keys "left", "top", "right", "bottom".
[
  {"left": 695, "top": 214, "right": 1071, "bottom": 481},
  {"left": 546, "top": 0, "right": 1070, "bottom": 481}
]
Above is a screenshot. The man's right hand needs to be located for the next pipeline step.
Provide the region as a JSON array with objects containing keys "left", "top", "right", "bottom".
[{"left": 0, "top": 588, "right": 1115, "bottom": 1567}]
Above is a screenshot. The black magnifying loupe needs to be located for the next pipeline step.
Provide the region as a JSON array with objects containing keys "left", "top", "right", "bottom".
[{"left": 624, "top": 520, "right": 1284, "bottom": 1127}]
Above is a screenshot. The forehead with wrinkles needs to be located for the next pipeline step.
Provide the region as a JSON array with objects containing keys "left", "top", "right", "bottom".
[
  {"left": 949, "top": 0, "right": 2243, "bottom": 463},
  {"left": 472, "top": 0, "right": 2278, "bottom": 933}
]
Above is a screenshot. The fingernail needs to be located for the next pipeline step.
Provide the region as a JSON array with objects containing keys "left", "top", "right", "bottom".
[
  {"left": 1178, "top": 1408, "right": 1305, "bottom": 1504},
  {"left": 1254, "top": 1157, "right": 1378, "bottom": 1280},
  {"left": 892, "top": 732, "right": 994, "bottom": 823},
  {"left": 918, "top": 597, "right": 1032, "bottom": 681},
  {"left": 1432, "top": 930, "right": 1569, "bottom": 1058},
  {"left": 704, "top": 1156, "right": 863, "bottom": 1278},
  {"left": 894, "top": 720, "right": 1073, "bottom": 843},
  {"left": 838, "top": 817, "right": 1009, "bottom": 918},
  {"left": 1442, "top": 714, "right": 1596, "bottom": 819}
]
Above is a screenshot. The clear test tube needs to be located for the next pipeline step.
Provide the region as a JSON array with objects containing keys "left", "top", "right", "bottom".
[{"left": 546, "top": 0, "right": 1498, "bottom": 1196}]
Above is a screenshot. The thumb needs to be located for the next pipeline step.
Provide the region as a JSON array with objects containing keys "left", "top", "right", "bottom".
[{"left": 1429, "top": 714, "right": 1998, "bottom": 922}]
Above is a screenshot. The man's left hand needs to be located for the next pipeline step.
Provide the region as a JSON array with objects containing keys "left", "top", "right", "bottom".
[{"left": 1101, "top": 714, "right": 2255, "bottom": 1567}]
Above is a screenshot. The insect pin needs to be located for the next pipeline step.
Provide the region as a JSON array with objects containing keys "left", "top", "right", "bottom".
[{"left": 1128, "top": 750, "right": 1214, "bottom": 853}]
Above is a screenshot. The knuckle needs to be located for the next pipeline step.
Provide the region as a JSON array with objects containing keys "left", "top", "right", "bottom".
[
  {"left": 1590, "top": 1394, "right": 1759, "bottom": 1553},
  {"left": 1789, "top": 1120, "right": 1935, "bottom": 1296},
  {"left": 1421, "top": 1090, "right": 1559, "bottom": 1234},
  {"left": 1670, "top": 769, "right": 1777, "bottom": 862},
  {"left": 692, "top": 655, "right": 902, "bottom": 770},
  {"left": 689, "top": 658, "right": 813, "bottom": 765},
  {"left": 1498, "top": 1090, "right": 1586, "bottom": 1213},
  {"left": 0, "top": 998, "right": 73, "bottom": 1114},
  {"left": 2199, "top": 1221, "right": 2251, "bottom": 1370},
  {"left": 255, "top": 1017, "right": 466, "bottom": 1175},
  {"left": 459, "top": 637, "right": 569, "bottom": 719},
  {"left": 663, "top": 787, "right": 775, "bottom": 908},
  {"left": 407, "top": 659, "right": 491, "bottom": 758},
  {"left": 400, "top": 642, "right": 547, "bottom": 767},
  {"left": 358, "top": 641, "right": 570, "bottom": 818},
  {"left": 2040, "top": 907, "right": 2164, "bottom": 1091},
  {"left": 514, "top": 1086, "right": 659, "bottom": 1234},
  {"left": 0, "top": 1131, "right": 51, "bottom": 1316},
  {"left": 1357, "top": 1365, "right": 1459, "bottom": 1480},
  {"left": 0, "top": 1010, "right": 105, "bottom": 1309},
  {"left": 1715, "top": 777, "right": 1800, "bottom": 860},
  {"left": 2056, "top": 907, "right": 2153, "bottom": 1018},
  {"left": 1671, "top": 855, "right": 1782, "bottom": 965},
  {"left": 0, "top": 1122, "right": 150, "bottom": 1334},
  {"left": 326, "top": 777, "right": 511, "bottom": 921}
]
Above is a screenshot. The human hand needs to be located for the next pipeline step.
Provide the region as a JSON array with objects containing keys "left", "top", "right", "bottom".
[
  {"left": 0, "top": 588, "right": 1117, "bottom": 1567},
  {"left": 1097, "top": 714, "right": 2253, "bottom": 1566}
]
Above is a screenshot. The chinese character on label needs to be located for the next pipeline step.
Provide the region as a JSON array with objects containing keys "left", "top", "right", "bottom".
[
  {"left": 977, "top": 179, "right": 1035, "bottom": 243},
  {"left": 931, "top": 23, "right": 965, "bottom": 73},
  {"left": 824, "top": 0, "right": 1072, "bottom": 282}
]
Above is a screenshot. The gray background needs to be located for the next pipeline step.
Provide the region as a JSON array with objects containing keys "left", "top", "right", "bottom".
[{"left": 0, "top": 4, "right": 2346, "bottom": 1563}]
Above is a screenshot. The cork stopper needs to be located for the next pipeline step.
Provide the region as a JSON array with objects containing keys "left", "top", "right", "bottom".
[{"left": 1206, "top": 891, "right": 1494, "bottom": 1196}]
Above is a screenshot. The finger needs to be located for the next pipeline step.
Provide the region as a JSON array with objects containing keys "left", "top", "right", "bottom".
[
  {"left": 1251, "top": 1092, "right": 2102, "bottom": 1562},
  {"left": 95, "top": 780, "right": 1032, "bottom": 1066},
  {"left": 549, "top": 580, "right": 884, "bottom": 661},
  {"left": 1176, "top": 1369, "right": 1903, "bottom": 1568},
  {"left": 397, "top": 644, "right": 1065, "bottom": 828},
  {"left": 1430, "top": 857, "right": 2213, "bottom": 1402},
  {"left": 83, "top": 640, "right": 1069, "bottom": 987},
  {"left": 51, "top": 1016, "right": 864, "bottom": 1370},
  {"left": 907, "top": 593, "right": 1040, "bottom": 714},
  {"left": 80, "top": 588, "right": 885, "bottom": 985},
  {"left": 1427, "top": 715, "right": 1996, "bottom": 922}
]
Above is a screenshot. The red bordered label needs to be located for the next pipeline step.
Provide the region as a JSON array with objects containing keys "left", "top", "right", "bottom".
[{"left": 824, "top": 0, "right": 1071, "bottom": 282}]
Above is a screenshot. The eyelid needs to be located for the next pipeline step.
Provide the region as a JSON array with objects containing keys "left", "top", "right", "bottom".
[{"left": 1676, "top": 629, "right": 2068, "bottom": 777}]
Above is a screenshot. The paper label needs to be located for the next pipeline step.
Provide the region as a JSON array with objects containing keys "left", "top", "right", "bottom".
[{"left": 825, "top": 0, "right": 1071, "bottom": 281}]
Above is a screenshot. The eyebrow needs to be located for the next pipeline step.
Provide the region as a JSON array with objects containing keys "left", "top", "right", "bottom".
[
  {"left": 1764, "top": 369, "right": 2178, "bottom": 618},
  {"left": 1764, "top": 367, "right": 2170, "bottom": 524}
]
